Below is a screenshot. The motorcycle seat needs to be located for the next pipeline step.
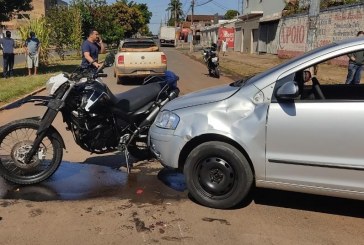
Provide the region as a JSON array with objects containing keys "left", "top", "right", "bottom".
[{"left": 108, "top": 82, "right": 164, "bottom": 113}]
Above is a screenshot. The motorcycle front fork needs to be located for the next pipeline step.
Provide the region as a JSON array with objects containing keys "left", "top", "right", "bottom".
[{"left": 24, "top": 99, "right": 63, "bottom": 164}]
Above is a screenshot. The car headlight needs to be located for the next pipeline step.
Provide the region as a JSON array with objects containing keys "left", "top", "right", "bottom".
[{"left": 155, "top": 110, "right": 180, "bottom": 129}]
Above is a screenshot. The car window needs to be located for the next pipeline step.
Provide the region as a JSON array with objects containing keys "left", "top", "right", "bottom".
[
  {"left": 122, "top": 41, "right": 157, "bottom": 49},
  {"left": 272, "top": 49, "right": 364, "bottom": 102}
]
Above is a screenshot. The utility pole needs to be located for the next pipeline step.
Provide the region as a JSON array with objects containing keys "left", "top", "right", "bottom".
[
  {"left": 189, "top": 0, "right": 195, "bottom": 53},
  {"left": 306, "top": 0, "right": 320, "bottom": 51},
  {"left": 175, "top": 0, "right": 177, "bottom": 47}
]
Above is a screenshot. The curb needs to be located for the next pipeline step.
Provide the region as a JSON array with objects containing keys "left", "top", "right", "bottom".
[{"left": 0, "top": 86, "right": 46, "bottom": 112}]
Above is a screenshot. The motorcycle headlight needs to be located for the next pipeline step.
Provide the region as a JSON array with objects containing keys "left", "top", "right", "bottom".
[{"left": 155, "top": 110, "right": 180, "bottom": 130}]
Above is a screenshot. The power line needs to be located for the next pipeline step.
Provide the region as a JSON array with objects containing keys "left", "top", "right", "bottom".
[
  {"left": 211, "top": 0, "right": 228, "bottom": 11},
  {"left": 196, "top": 0, "right": 213, "bottom": 7}
]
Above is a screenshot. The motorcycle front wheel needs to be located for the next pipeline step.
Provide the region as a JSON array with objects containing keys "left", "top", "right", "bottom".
[{"left": 0, "top": 119, "right": 63, "bottom": 185}]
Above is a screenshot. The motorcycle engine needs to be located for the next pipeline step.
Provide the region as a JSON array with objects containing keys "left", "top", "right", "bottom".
[{"left": 68, "top": 80, "right": 122, "bottom": 153}]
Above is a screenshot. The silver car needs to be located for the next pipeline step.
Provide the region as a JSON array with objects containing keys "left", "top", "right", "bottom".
[{"left": 149, "top": 37, "right": 364, "bottom": 209}]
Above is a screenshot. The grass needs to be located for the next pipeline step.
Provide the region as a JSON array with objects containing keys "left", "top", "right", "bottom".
[{"left": 0, "top": 53, "right": 108, "bottom": 107}]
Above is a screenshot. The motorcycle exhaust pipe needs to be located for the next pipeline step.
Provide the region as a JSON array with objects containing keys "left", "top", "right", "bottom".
[
  {"left": 139, "top": 89, "right": 179, "bottom": 129},
  {"left": 127, "top": 89, "right": 180, "bottom": 145}
]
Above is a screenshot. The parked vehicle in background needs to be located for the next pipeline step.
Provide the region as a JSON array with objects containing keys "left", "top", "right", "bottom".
[
  {"left": 149, "top": 36, "right": 364, "bottom": 209},
  {"left": 114, "top": 38, "right": 167, "bottom": 84},
  {"left": 159, "top": 26, "right": 176, "bottom": 47},
  {"left": 202, "top": 44, "right": 220, "bottom": 78}
]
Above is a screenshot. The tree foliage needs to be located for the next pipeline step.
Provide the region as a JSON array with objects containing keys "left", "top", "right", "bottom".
[
  {"left": 46, "top": 6, "right": 83, "bottom": 59},
  {"left": 224, "top": 10, "right": 239, "bottom": 20},
  {"left": 0, "top": 0, "right": 32, "bottom": 22},
  {"left": 92, "top": 5, "right": 124, "bottom": 45},
  {"left": 166, "top": 0, "right": 184, "bottom": 27}
]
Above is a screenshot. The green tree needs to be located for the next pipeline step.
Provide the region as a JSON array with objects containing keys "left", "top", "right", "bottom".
[
  {"left": 166, "top": 0, "right": 183, "bottom": 27},
  {"left": 46, "top": 5, "right": 83, "bottom": 59},
  {"left": 131, "top": 3, "right": 152, "bottom": 35},
  {"left": 0, "top": 0, "right": 32, "bottom": 22},
  {"left": 93, "top": 5, "right": 124, "bottom": 45},
  {"left": 112, "top": 1, "right": 145, "bottom": 38},
  {"left": 224, "top": 10, "right": 239, "bottom": 20},
  {"left": 70, "top": 0, "right": 107, "bottom": 38}
]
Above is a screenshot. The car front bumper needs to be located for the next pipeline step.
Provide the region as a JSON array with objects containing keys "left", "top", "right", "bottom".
[{"left": 148, "top": 124, "right": 187, "bottom": 169}]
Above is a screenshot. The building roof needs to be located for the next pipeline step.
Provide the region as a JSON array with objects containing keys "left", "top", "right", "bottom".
[{"left": 185, "top": 14, "right": 223, "bottom": 22}]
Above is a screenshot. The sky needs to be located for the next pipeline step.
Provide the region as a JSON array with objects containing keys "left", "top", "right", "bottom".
[
  {"left": 65, "top": 0, "right": 242, "bottom": 34},
  {"left": 132, "top": 0, "right": 241, "bottom": 34}
]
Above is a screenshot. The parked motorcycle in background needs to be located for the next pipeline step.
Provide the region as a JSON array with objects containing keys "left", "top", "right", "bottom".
[
  {"left": 202, "top": 43, "right": 220, "bottom": 78},
  {"left": 0, "top": 52, "right": 180, "bottom": 185}
]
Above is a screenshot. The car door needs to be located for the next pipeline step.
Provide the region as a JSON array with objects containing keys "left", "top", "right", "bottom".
[{"left": 265, "top": 76, "right": 364, "bottom": 193}]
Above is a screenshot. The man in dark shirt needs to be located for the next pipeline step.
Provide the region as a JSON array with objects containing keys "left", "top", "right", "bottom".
[
  {"left": 0, "top": 31, "right": 16, "bottom": 78},
  {"left": 345, "top": 31, "right": 364, "bottom": 84},
  {"left": 81, "top": 29, "right": 106, "bottom": 69}
]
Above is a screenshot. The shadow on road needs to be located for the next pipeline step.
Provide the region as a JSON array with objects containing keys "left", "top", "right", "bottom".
[
  {"left": 117, "top": 77, "right": 148, "bottom": 86},
  {"left": 253, "top": 188, "right": 364, "bottom": 218},
  {"left": 8, "top": 64, "right": 80, "bottom": 78}
]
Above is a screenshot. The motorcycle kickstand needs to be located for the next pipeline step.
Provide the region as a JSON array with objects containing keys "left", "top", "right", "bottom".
[
  {"left": 118, "top": 135, "right": 132, "bottom": 174},
  {"left": 124, "top": 147, "right": 131, "bottom": 174}
]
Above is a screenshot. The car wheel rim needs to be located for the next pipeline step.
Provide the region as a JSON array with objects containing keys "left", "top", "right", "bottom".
[{"left": 197, "top": 157, "right": 235, "bottom": 196}]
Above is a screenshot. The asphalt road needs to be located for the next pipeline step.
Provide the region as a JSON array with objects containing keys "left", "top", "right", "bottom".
[{"left": 0, "top": 48, "right": 363, "bottom": 245}]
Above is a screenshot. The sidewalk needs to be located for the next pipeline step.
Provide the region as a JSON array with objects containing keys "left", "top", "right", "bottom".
[{"left": 177, "top": 45, "right": 285, "bottom": 79}]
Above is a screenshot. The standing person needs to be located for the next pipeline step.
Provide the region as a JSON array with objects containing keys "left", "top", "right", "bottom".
[
  {"left": 221, "top": 39, "right": 228, "bottom": 56},
  {"left": 24, "top": 31, "right": 40, "bottom": 76},
  {"left": 217, "top": 37, "right": 222, "bottom": 53},
  {"left": 81, "top": 29, "right": 106, "bottom": 70},
  {"left": 0, "top": 31, "right": 16, "bottom": 78},
  {"left": 345, "top": 31, "right": 364, "bottom": 84}
]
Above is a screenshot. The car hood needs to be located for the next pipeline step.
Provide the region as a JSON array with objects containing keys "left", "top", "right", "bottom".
[{"left": 165, "top": 85, "right": 240, "bottom": 111}]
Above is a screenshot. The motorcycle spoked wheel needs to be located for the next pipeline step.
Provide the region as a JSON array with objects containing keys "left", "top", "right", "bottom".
[
  {"left": 0, "top": 119, "right": 63, "bottom": 185},
  {"left": 127, "top": 126, "right": 153, "bottom": 160}
]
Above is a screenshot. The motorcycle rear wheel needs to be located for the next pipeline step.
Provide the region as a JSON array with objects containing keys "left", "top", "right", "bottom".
[
  {"left": 0, "top": 119, "right": 63, "bottom": 185},
  {"left": 214, "top": 67, "right": 220, "bottom": 78}
]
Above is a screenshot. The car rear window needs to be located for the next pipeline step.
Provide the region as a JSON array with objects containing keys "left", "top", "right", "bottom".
[{"left": 122, "top": 41, "right": 157, "bottom": 49}]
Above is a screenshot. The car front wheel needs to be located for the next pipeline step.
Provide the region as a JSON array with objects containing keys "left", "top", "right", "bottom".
[{"left": 184, "top": 141, "right": 253, "bottom": 209}]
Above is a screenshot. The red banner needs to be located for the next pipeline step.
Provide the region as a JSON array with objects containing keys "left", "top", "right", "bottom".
[{"left": 218, "top": 27, "right": 235, "bottom": 48}]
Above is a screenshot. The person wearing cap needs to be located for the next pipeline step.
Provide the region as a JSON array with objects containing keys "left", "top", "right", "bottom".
[
  {"left": 0, "top": 31, "right": 16, "bottom": 78},
  {"left": 24, "top": 31, "right": 41, "bottom": 76}
]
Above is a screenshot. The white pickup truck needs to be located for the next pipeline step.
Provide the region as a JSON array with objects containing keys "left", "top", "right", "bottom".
[{"left": 114, "top": 38, "right": 167, "bottom": 83}]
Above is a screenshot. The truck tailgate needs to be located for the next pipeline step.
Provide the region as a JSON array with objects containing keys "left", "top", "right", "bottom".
[{"left": 122, "top": 52, "right": 164, "bottom": 67}]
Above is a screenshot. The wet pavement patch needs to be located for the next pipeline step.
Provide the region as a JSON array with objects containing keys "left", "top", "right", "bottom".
[
  {"left": 0, "top": 161, "right": 128, "bottom": 201},
  {"left": 157, "top": 168, "right": 186, "bottom": 192}
]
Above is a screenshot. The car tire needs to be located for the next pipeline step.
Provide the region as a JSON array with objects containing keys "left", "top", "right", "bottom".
[{"left": 184, "top": 141, "right": 253, "bottom": 209}]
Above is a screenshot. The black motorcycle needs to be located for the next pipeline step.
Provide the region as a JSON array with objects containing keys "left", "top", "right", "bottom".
[
  {"left": 202, "top": 45, "right": 220, "bottom": 78},
  {"left": 0, "top": 53, "right": 179, "bottom": 185}
]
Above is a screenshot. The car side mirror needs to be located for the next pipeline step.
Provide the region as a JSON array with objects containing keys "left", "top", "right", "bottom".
[
  {"left": 276, "top": 81, "right": 299, "bottom": 100},
  {"left": 104, "top": 52, "right": 116, "bottom": 67}
]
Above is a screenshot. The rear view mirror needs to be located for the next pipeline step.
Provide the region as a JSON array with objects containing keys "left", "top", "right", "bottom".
[
  {"left": 276, "top": 81, "right": 299, "bottom": 100},
  {"left": 104, "top": 51, "right": 116, "bottom": 67}
]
